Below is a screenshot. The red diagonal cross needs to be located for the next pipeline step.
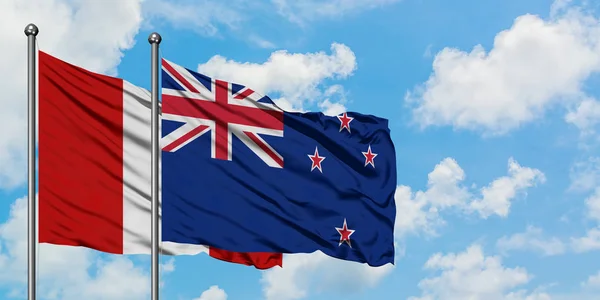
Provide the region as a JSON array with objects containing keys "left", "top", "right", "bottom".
[{"left": 162, "top": 80, "right": 284, "bottom": 160}]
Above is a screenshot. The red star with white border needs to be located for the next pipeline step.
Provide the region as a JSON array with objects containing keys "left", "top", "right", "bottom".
[
  {"left": 335, "top": 218, "right": 355, "bottom": 247},
  {"left": 362, "top": 145, "right": 378, "bottom": 168},
  {"left": 337, "top": 112, "right": 353, "bottom": 133},
  {"left": 308, "top": 146, "right": 326, "bottom": 173}
]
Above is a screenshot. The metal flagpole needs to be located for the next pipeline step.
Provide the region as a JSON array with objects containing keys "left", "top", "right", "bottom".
[
  {"left": 148, "top": 32, "right": 162, "bottom": 300},
  {"left": 25, "top": 23, "right": 39, "bottom": 300}
]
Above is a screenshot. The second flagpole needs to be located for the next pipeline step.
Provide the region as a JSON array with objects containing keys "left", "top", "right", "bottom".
[{"left": 149, "top": 32, "right": 162, "bottom": 300}]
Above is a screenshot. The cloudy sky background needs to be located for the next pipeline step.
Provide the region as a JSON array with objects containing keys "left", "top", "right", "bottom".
[{"left": 1, "top": 0, "right": 600, "bottom": 299}]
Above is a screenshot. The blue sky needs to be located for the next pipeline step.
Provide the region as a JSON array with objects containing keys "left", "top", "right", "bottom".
[{"left": 1, "top": 0, "right": 600, "bottom": 299}]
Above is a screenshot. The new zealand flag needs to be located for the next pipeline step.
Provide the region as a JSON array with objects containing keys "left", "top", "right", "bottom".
[{"left": 160, "top": 58, "right": 397, "bottom": 266}]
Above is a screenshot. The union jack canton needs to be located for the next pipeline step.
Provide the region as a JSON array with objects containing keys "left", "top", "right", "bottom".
[{"left": 161, "top": 58, "right": 284, "bottom": 168}]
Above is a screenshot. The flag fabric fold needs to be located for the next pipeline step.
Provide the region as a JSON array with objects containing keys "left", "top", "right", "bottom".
[
  {"left": 160, "top": 58, "right": 397, "bottom": 267},
  {"left": 38, "top": 51, "right": 282, "bottom": 269}
]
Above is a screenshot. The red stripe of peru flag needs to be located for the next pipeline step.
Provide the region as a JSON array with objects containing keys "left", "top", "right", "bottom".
[{"left": 38, "top": 50, "right": 282, "bottom": 269}]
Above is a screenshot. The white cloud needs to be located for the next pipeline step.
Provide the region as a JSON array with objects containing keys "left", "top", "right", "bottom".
[
  {"left": 550, "top": 0, "right": 573, "bottom": 16},
  {"left": 194, "top": 285, "right": 228, "bottom": 300},
  {"left": 504, "top": 290, "right": 553, "bottom": 300},
  {"left": 585, "top": 188, "right": 600, "bottom": 222},
  {"left": 496, "top": 226, "right": 566, "bottom": 256},
  {"left": 247, "top": 34, "right": 277, "bottom": 49},
  {"left": 158, "top": 257, "right": 176, "bottom": 288},
  {"left": 409, "top": 244, "right": 549, "bottom": 300},
  {"left": 423, "top": 44, "right": 433, "bottom": 58},
  {"left": 317, "top": 85, "right": 348, "bottom": 116},
  {"left": 395, "top": 157, "right": 545, "bottom": 238},
  {"left": 0, "top": 197, "right": 150, "bottom": 299},
  {"left": 272, "top": 0, "right": 401, "bottom": 25},
  {"left": 570, "top": 157, "right": 600, "bottom": 192},
  {"left": 144, "top": 0, "right": 393, "bottom": 46},
  {"left": 143, "top": 0, "right": 243, "bottom": 36},
  {"left": 318, "top": 99, "right": 347, "bottom": 116},
  {"left": 582, "top": 271, "right": 600, "bottom": 289},
  {"left": 196, "top": 43, "right": 357, "bottom": 113},
  {"left": 141, "top": 1, "right": 280, "bottom": 48},
  {"left": 0, "top": 0, "right": 143, "bottom": 188},
  {"left": 160, "top": 257, "right": 175, "bottom": 274},
  {"left": 468, "top": 158, "right": 546, "bottom": 218},
  {"left": 571, "top": 188, "right": 600, "bottom": 253},
  {"left": 571, "top": 227, "right": 600, "bottom": 252},
  {"left": 569, "top": 183, "right": 600, "bottom": 252},
  {"left": 260, "top": 251, "right": 393, "bottom": 300},
  {"left": 406, "top": 2, "right": 600, "bottom": 135},
  {"left": 565, "top": 97, "right": 600, "bottom": 137},
  {"left": 394, "top": 158, "right": 470, "bottom": 237}
]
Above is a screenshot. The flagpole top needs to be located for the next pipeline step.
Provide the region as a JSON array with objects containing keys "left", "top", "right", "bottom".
[
  {"left": 148, "top": 32, "right": 162, "bottom": 44},
  {"left": 24, "top": 24, "right": 39, "bottom": 37}
]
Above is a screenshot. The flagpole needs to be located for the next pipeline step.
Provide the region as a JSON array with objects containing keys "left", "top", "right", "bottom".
[
  {"left": 148, "top": 32, "right": 162, "bottom": 300},
  {"left": 25, "top": 23, "right": 39, "bottom": 300}
]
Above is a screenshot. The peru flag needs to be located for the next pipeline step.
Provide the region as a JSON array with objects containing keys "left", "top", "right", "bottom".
[{"left": 38, "top": 51, "right": 282, "bottom": 269}]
